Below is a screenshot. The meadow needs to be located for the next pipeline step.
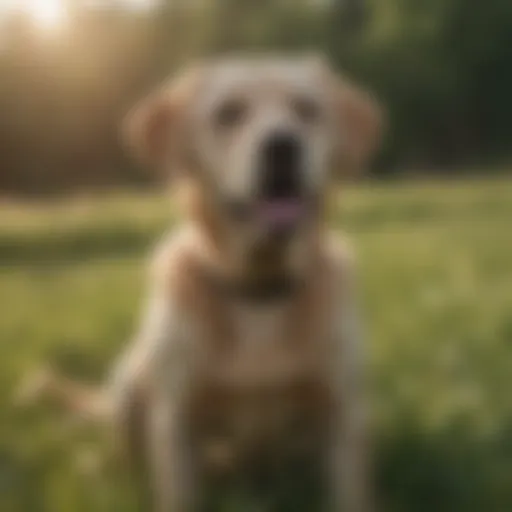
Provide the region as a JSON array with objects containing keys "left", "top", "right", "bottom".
[{"left": 1, "top": 177, "right": 512, "bottom": 511}]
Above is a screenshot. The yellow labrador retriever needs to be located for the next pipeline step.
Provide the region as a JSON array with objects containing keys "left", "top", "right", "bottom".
[{"left": 21, "top": 55, "right": 382, "bottom": 511}]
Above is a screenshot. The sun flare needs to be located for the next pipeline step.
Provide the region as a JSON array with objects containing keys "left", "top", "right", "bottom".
[
  {"left": 6, "top": 0, "right": 67, "bottom": 30},
  {"left": 0, "top": 1, "right": 161, "bottom": 29},
  {"left": 30, "top": 0, "right": 65, "bottom": 29},
  {"left": 124, "top": 0, "right": 160, "bottom": 11}
]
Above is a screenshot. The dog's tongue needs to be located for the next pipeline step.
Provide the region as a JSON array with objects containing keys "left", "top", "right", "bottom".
[{"left": 259, "top": 200, "right": 304, "bottom": 229}]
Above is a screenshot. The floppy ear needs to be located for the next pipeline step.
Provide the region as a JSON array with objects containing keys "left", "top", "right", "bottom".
[
  {"left": 122, "top": 92, "right": 174, "bottom": 170},
  {"left": 333, "top": 78, "right": 384, "bottom": 175},
  {"left": 122, "top": 66, "right": 202, "bottom": 174}
]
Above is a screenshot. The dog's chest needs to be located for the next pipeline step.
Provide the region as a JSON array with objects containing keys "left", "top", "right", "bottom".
[{"left": 190, "top": 300, "right": 333, "bottom": 465}]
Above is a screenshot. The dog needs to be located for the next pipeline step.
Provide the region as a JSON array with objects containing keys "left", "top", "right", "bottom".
[{"left": 18, "top": 54, "right": 382, "bottom": 511}]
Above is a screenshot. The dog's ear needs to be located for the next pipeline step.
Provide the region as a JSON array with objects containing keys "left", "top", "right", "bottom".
[
  {"left": 307, "top": 55, "right": 383, "bottom": 175},
  {"left": 333, "top": 78, "right": 384, "bottom": 175},
  {"left": 122, "top": 66, "right": 202, "bottom": 175},
  {"left": 339, "top": 81, "right": 383, "bottom": 174}
]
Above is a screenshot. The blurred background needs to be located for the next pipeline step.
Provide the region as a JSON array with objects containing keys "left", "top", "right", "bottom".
[{"left": 0, "top": 1, "right": 511, "bottom": 511}]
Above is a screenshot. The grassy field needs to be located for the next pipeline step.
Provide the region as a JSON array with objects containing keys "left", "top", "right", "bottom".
[{"left": 1, "top": 178, "right": 512, "bottom": 511}]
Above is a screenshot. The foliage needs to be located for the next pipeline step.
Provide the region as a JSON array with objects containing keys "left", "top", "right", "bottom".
[{"left": 1, "top": 1, "right": 512, "bottom": 192}]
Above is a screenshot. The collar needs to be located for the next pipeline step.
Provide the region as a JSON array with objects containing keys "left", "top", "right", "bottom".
[{"left": 197, "top": 263, "right": 303, "bottom": 304}]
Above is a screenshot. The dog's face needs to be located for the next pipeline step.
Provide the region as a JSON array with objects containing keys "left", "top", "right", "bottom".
[
  {"left": 188, "top": 58, "right": 338, "bottom": 238},
  {"left": 125, "top": 55, "right": 382, "bottom": 248}
]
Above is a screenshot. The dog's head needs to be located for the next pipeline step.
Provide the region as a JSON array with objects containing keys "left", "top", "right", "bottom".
[{"left": 124, "top": 55, "right": 382, "bottom": 271}]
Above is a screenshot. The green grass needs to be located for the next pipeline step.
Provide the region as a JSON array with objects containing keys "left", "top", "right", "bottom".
[{"left": 1, "top": 178, "right": 512, "bottom": 511}]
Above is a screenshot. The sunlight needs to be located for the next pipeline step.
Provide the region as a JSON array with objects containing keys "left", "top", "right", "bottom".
[
  {"left": 124, "top": 0, "right": 160, "bottom": 12},
  {"left": 0, "top": 0, "right": 68, "bottom": 30},
  {"left": 26, "top": 0, "right": 66, "bottom": 29},
  {"left": 0, "top": 1, "right": 161, "bottom": 26}
]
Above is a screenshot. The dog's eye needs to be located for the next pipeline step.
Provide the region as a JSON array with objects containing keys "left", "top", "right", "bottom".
[
  {"left": 214, "top": 100, "right": 247, "bottom": 128},
  {"left": 293, "top": 96, "right": 322, "bottom": 124}
]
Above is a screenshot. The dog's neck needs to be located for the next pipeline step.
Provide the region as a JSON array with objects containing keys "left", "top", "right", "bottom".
[
  {"left": 192, "top": 226, "right": 305, "bottom": 303},
  {"left": 175, "top": 178, "right": 323, "bottom": 303},
  {"left": 187, "top": 220, "right": 321, "bottom": 304}
]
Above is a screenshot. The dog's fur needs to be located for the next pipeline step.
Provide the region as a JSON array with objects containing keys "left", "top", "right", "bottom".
[{"left": 20, "top": 55, "right": 382, "bottom": 511}]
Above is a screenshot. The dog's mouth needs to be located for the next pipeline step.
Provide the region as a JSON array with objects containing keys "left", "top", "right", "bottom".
[
  {"left": 254, "top": 131, "right": 309, "bottom": 236},
  {"left": 256, "top": 198, "right": 306, "bottom": 232},
  {"left": 225, "top": 130, "right": 315, "bottom": 236},
  {"left": 225, "top": 196, "right": 313, "bottom": 240}
]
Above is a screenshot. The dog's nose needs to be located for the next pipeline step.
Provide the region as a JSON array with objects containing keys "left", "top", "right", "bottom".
[{"left": 259, "top": 132, "right": 303, "bottom": 199}]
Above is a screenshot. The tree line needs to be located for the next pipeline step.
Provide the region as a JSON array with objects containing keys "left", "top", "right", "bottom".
[{"left": 1, "top": 0, "right": 511, "bottom": 193}]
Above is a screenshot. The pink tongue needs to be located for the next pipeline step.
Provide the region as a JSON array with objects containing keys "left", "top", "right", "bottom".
[{"left": 259, "top": 200, "right": 304, "bottom": 227}]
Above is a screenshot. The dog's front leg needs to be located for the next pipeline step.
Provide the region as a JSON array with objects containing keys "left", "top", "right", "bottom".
[
  {"left": 149, "top": 384, "right": 197, "bottom": 512},
  {"left": 109, "top": 291, "right": 198, "bottom": 512},
  {"left": 329, "top": 268, "right": 372, "bottom": 512}
]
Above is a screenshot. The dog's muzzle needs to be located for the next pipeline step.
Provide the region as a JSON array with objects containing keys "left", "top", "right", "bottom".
[
  {"left": 256, "top": 131, "right": 307, "bottom": 237},
  {"left": 222, "top": 130, "right": 314, "bottom": 239}
]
